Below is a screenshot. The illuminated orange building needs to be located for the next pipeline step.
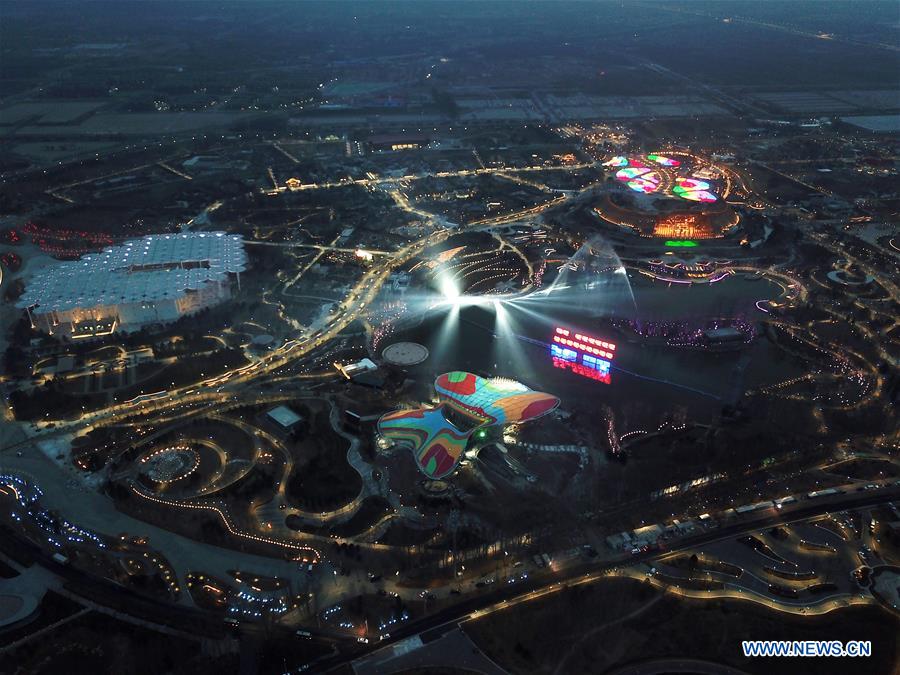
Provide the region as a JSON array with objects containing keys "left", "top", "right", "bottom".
[{"left": 652, "top": 213, "right": 719, "bottom": 239}]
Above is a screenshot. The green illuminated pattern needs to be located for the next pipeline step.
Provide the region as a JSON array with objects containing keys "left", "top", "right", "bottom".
[
  {"left": 615, "top": 166, "right": 661, "bottom": 194},
  {"left": 673, "top": 177, "right": 717, "bottom": 203},
  {"left": 665, "top": 240, "right": 699, "bottom": 248},
  {"left": 603, "top": 156, "right": 629, "bottom": 167},
  {"left": 647, "top": 154, "right": 680, "bottom": 167}
]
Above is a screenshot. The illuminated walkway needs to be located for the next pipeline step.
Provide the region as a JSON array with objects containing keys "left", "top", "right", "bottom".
[
  {"left": 0, "top": 448, "right": 308, "bottom": 601},
  {"left": 613, "top": 567, "right": 874, "bottom": 616}
]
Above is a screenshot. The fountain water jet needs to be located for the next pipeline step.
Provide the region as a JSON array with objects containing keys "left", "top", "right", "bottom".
[{"left": 513, "top": 234, "right": 637, "bottom": 319}]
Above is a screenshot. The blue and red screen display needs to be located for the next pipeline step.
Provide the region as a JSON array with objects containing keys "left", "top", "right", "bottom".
[{"left": 550, "top": 326, "right": 615, "bottom": 384}]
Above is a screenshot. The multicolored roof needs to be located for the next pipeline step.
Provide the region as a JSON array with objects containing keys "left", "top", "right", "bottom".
[
  {"left": 378, "top": 407, "right": 470, "bottom": 480},
  {"left": 603, "top": 156, "right": 630, "bottom": 167},
  {"left": 377, "top": 372, "right": 559, "bottom": 479},
  {"left": 605, "top": 154, "right": 720, "bottom": 201},
  {"left": 435, "top": 372, "right": 559, "bottom": 425},
  {"left": 673, "top": 177, "right": 717, "bottom": 203},
  {"left": 615, "top": 165, "right": 662, "bottom": 194},
  {"left": 647, "top": 154, "right": 681, "bottom": 167}
]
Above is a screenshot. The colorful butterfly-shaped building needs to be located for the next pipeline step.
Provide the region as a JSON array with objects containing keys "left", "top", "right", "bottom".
[{"left": 377, "top": 372, "right": 559, "bottom": 480}]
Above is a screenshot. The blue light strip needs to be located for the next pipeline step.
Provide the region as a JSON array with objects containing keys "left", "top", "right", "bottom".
[
  {"left": 472, "top": 317, "right": 723, "bottom": 400},
  {"left": 550, "top": 344, "right": 578, "bottom": 362}
]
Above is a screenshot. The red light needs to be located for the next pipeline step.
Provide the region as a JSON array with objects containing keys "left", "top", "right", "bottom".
[
  {"left": 552, "top": 327, "right": 617, "bottom": 361},
  {"left": 552, "top": 357, "right": 611, "bottom": 384}
]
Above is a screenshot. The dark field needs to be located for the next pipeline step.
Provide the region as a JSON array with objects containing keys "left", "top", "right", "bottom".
[{"left": 465, "top": 577, "right": 900, "bottom": 675}]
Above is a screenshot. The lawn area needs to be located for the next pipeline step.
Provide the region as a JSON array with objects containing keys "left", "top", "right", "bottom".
[
  {"left": 0, "top": 608, "right": 234, "bottom": 675},
  {"left": 465, "top": 577, "right": 900, "bottom": 675},
  {"left": 825, "top": 458, "right": 900, "bottom": 481},
  {"left": 330, "top": 496, "right": 392, "bottom": 538},
  {"left": 377, "top": 522, "right": 440, "bottom": 547},
  {"left": 284, "top": 407, "right": 361, "bottom": 511}
]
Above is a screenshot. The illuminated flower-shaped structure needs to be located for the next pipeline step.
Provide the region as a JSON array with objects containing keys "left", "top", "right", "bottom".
[
  {"left": 603, "top": 156, "right": 630, "bottom": 167},
  {"left": 647, "top": 153, "right": 681, "bottom": 167},
  {"left": 377, "top": 372, "right": 559, "bottom": 479},
  {"left": 615, "top": 165, "right": 662, "bottom": 194},
  {"left": 673, "top": 177, "right": 717, "bottom": 203}
]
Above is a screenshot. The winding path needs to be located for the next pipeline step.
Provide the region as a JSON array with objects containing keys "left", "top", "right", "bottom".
[{"left": 552, "top": 593, "right": 665, "bottom": 675}]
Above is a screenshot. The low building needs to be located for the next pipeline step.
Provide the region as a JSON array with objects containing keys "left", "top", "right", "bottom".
[
  {"left": 367, "top": 133, "right": 430, "bottom": 152},
  {"left": 266, "top": 405, "right": 305, "bottom": 433},
  {"left": 703, "top": 327, "right": 746, "bottom": 344},
  {"left": 182, "top": 155, "right": 234, "bottom": 171},
  {"left": 839, "top": 115, "right": 900, "bottom": 135},
  {"left": 348, "top": 369, "right": 388, "bottom": 389},
  {"left": 335, "top": 358, "right": 378, "bottom": 379}
]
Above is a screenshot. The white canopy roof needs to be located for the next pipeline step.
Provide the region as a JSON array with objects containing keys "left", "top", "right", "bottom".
[{"left": 18, "top": 232, "right": 247, "bottom": 312}]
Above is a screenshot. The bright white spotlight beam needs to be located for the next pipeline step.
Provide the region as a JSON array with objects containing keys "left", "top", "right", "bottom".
[{"left": 440, "top": 277, "right": 460, "bottom": 302}]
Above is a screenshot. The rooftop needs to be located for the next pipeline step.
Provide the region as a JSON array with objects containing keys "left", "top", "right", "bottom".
[
  {"left": 267, "top": 405, "right": 304, "bottom": 428},
  {"left": 18, "top": 232, "right": 247, "bottom": 312},
  {"left": 840, "top": 115, "right": 900, "bottom": 133},
  {"left": 382, "top": 341, "right": 429, "bottom": 366}
]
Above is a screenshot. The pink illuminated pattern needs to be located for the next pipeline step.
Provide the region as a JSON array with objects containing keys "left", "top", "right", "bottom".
[
  {"left": 673, "top": 177, "right": 717, "bottom": 203},
  {"left": 606, "top": 155, "right": 719, "bottom": 201},
  {"left": 647, "top": 154, "right": 681, "bottom": 167},
  {"left": 615, "top": 166, "right": 662, "bottom": 194},
  {"left": 603, "top": 156, "right": 630, "bottom": 167}
]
